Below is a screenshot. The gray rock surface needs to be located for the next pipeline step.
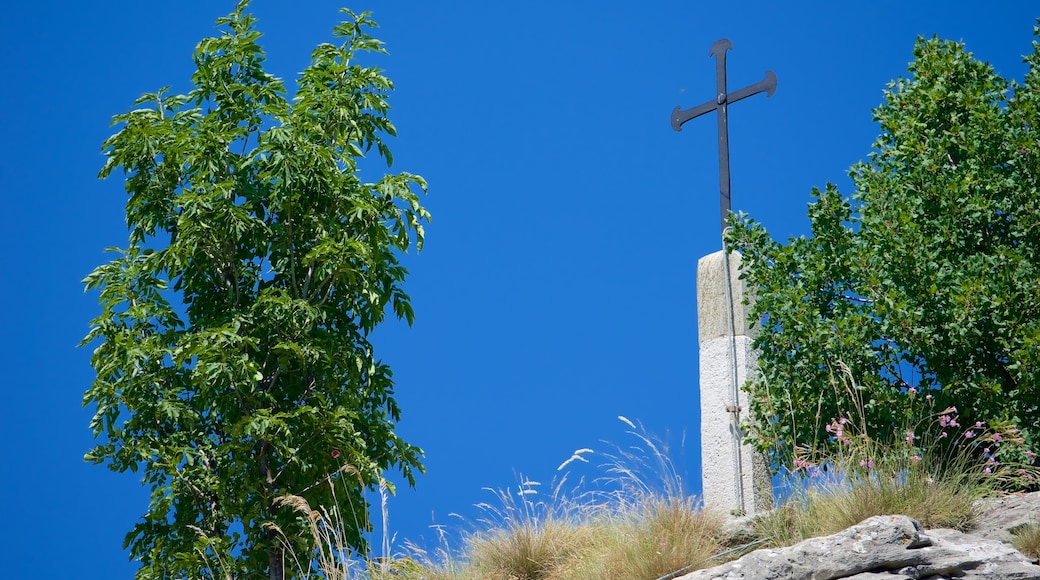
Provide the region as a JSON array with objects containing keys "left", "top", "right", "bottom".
[
  {"left": 677, "top": 511, "right": 1040, "bottom": 580},
  {"left": 972, "top": 491, "right": 1040, "bottom": 544}
]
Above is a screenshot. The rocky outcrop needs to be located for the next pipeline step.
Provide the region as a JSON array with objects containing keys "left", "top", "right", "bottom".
[
  {"left": 972, "top": 492, "right": 1040, "bottom": 544},
  {"left": 677, "top": 514, "right": 1040, "bottom": 579}
]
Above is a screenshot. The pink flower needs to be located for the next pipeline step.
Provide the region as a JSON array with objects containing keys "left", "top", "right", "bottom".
[
  {"left": 911, "top": 455, "right": 922, "bottom": 463},
  {"left": 908, "top": 387, "right": 917, "bottom": 394},
  {"left": 940, "top": 431, "right": 948, "bottom": 438},
  {"left": 827, "top": 420, "right": 844, "bottom": 439},
  {"left": 331, "top": 449, "right": 341, "bottom": 458},
  {"left": 993, "top": 434, "right": 1003, "bottom": 442},
  {"left": 926, "top": 394, "right": 933, "bottom": 400},
  {"left": 975, "top": 421, "right": 984, "bottom": 429},
  {"left": 964, "top": 430, "right": 976, "bottom": 439},
  {"left": 984, "top": 467, "right": 992, "bottom": 474}
]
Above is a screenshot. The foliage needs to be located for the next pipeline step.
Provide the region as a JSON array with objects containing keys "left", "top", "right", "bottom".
[
  {"left": 81, "top": 3, "right": 429, "bottom": 578},
  {"left": 754, "top": 374, "right": 1040, "bottom": 548},
  {"left": 726, "top": 28, "right": 1040, "bottom": 472},
  {"left": 785, "top": 365, "right": 1039, "bottom": 489}
]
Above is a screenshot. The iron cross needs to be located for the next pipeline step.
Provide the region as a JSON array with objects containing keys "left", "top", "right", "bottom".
[{"left": 672, "top": 39, "right": 776, "bottom": 233}]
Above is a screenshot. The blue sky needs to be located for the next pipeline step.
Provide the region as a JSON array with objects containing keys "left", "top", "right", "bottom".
[{"left": 1, "top": 1, "right": 1036, "bottom": 576}]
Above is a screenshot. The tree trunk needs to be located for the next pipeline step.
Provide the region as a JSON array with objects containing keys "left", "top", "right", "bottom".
[
  {"left": 260, "top": 439, "right": 284, "bottom": 580},
  {"left": 267, "top": 530, "right": 284, "bottom": 580}
]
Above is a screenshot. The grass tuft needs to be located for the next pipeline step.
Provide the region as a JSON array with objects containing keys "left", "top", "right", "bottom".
[
  {"left": 397, "top": 420, "right": 730, "bottom": 580},
  {"left": 562, "top": 496, "right": 727, "bottom": 580},
  {"left": 754, "top": 469, "right": 980, "bottom": 548},
  {"left": 457, "top": 480, "right": 590, "bottom": 580},
  {"left": 1012, "top": 519, "right": 1040, "bottom": 561}
]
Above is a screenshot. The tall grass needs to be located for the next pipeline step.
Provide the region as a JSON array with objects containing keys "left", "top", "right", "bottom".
[
  {"left": 756, "top": 364, "right": 1040, "bottom": 547},
  {"left": 459, "top": 479, "right": 594, "bottom": 580},
  {"left": 559, "top": 495, "right": 727, "bottom": 580},
  {"left": 395, "top": 418, "right": 730, "bottom": 580}
]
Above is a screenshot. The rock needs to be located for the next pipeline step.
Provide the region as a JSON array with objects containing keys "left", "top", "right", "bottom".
[
  {"left": 675, "top": 514, "right": 1040, "bottom": 580},
  {"left": 918, "top": 527, "right": 1040, "bottom": 578},
  {"left": 972, "top": 491, "right": 1040, "bottom": 544}
]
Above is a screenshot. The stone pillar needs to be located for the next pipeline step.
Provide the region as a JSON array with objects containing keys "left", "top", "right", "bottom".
[{"left": 698, "top": 250, "right": 772, "bottom": 516}]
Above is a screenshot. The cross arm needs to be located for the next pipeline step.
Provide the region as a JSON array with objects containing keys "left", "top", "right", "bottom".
[
  {"left": 727, "top": 70, "right": 777, "bottom": 104},
  {"left": 670, "top": 70, "right": 777, "bottom": 132},
  {"left": 671, "top": 101, "right": 719, "bottom": 132}
]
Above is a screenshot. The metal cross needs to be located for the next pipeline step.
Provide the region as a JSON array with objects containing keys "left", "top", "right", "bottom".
[{"left": 672, "top": 39, "right": 776, "bottom": 233}]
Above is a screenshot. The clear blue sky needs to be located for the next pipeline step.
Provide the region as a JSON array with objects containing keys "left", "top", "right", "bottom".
[{"left": 1, "top": 2, "right": 1035, "bottom": 576}]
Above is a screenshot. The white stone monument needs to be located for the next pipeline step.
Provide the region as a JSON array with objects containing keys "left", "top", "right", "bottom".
[{"left": 697, "top": 250, "right": 772, "bottom": 516}]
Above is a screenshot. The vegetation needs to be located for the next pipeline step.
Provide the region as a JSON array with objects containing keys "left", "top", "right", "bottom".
[
  {"left": 299, "top": 414, "right": 1036, "bottom": 579},
  {"left": 81, "top": 3, "right": 428, "bottom": 578},
  {"left": 395, "top": 421, "right": 733, "bottom": 580},
  {"left": 726, "top": 29, "right": 1040, "bottom": 472},
  {"left": 1012, "top": 520, "right": 1040, "bottom": 560}
]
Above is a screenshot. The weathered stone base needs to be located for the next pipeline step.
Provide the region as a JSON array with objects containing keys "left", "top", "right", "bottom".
[
  {"left": 698, "top": 250, "right": 772, "bottom": 516},
  {"left": 699, "top": 335, "right": 771, "bottom": 515}
]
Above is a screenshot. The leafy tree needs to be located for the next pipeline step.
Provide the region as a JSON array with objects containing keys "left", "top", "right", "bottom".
[
  {"left": 81, "top": 4, "right": 429, "bottom": 578},
  {"left": 726, "top": 30, "right": 1040, "bottom": 473}
]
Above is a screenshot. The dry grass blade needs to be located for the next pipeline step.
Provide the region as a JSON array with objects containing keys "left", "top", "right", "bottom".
[
  {"left": 270, "top": 492, "right": 356, "bottom": 578},
  {"left": 264, "top": 464, "right": 379, "bottom": 579}
]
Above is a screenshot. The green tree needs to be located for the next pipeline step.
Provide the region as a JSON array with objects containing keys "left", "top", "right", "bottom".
[
  {"left": 81, "top": 4, "right": 429, "bottom": 578},
  {"left": 726, "top": 30, "right": 1040, "bottom": 473}
]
